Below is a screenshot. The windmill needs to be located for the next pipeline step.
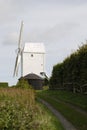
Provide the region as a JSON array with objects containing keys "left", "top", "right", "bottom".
[
  {"left": 13, "top": 21, "right": 23, "bottom": 76},
  {"left": 13, "top": 22, "right": 47, "bottom": 89}
]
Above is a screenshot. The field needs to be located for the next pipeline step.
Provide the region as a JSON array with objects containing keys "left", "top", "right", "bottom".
[
  {"left": 0, "top": 87, "right": 64, "bottom": 130},
  {"left": 37, "top": 90, "right": 87, "bottom": 130},
  {"left": 1, "top": 84, "right": 87, "bottom": 130}
]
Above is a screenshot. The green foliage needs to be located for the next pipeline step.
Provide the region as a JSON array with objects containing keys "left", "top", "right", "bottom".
[
  {"left": 0, "top": 82, "right": 8, "bottom": 88},
  {"left": 50, "top": 63, "right": 63, "bottom": 89},
  {"left": 16, "top": 78, "right": 32, "bottom": 89},
  {"left": 43, "top": 86, "right": 49, "bottom": 90},
  {"left": 44, "top": 78, "right": 49, "bottom": 86},
  {"left": 37, "top": 102, "right": 65, "bottom": 130},
  {"left": 50, "top": 43, "right": 87, "bottom": 92},
  {"left": 0, "top": 88, "right": 64, "bottom": 130},
  {"left": 0, "top": 88, "right": 35, "bottom": 130}
]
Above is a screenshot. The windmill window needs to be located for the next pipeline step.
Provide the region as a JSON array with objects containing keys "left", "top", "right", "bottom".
[{"left": 31, "top": 54, "right": 34, "bottom": 57}]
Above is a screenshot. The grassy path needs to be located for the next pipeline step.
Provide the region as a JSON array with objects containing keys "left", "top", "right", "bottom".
[
  {"left": 48, "top": 96, "right": 87, "bottom": 116},
  {"left": 37, "top": 101, "right": 65, "bottom": 130},
  {"left": 37, "top": 90, "right": 87, "bottom": 130},
  {"left": 38, "top": 98, "right": 77, "bottom": 130},
  {"left": 44, "top": 90, "right": 87, "bottom": 111}
]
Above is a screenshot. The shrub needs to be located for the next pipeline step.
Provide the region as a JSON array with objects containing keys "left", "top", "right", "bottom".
[
  {"left": 16, "top": 78, "right": 32, "bottom": 89},
  {"left": 0, "top": 82, "right": 8, "bottom": 88},
  {"left": 50, "top": 42, "right": 87, "bottom": 92}
]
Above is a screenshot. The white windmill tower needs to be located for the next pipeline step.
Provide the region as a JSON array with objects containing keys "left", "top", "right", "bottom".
[
  {"left": 22, "top": 42, "right": 45, "bottom": 77},
  {"left": 13, "top": 22, "right": 46, "bottom": 89}
]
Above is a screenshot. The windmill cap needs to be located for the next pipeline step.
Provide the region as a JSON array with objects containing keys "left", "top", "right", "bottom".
[
  {"left": 23, "top": 73, "right": 43, "bottom": 80},
  {"left": 23, "top": 42, "right": 45, "bottom": 53}
]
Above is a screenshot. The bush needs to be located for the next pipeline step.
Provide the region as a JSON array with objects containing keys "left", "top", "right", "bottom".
[
  {"left": 50, "top": 42, "right": 87, "bottom": 92},
  {"left": 0, "top": 88, "right": 36, "bottom": 129},
  {"left": 0, "top": 82, "right": 8, "bottom": 88},
  {"left": 0, "top": 88, "right": 63, "bottom": 130},
  {"left": 16, "top": 78, "right": 32, "bottom": 89}
]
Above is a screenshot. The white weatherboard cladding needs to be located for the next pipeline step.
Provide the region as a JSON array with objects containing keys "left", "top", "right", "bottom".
[
  {"left": 22, "top": 43, "right": 45, "bottom": 76},
  {"left": 24, "top": 43, "right": 45, "bottom": 53}
]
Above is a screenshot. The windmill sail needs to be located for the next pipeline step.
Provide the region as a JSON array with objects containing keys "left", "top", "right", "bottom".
[
  {"left": 13, "top": 52, "right": 21, "bottom": 76},
  {"left": 13, "top": 21, "right": 23, "bottom": 76},
  {"left": 18, "top": 21, "right": 23, "bottom": 50}
]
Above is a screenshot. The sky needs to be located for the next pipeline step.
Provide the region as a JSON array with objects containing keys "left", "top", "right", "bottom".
[{"left": 0, "top": 0, "right": 87, "bottom": 86}]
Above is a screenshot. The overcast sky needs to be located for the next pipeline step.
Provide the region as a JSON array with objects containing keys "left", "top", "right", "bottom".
[{"left": 0, "top": 0, "right": 87, "bottom": 85}]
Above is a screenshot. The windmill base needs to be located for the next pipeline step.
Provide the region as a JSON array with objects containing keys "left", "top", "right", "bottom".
[{"left": 19, "top": 73, "right": 44, "bottom": 90}]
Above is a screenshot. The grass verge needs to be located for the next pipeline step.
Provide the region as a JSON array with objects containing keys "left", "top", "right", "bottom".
[
  {"left": 36, "top": 101, "right": 65, "bottom": 130},
  {"left": 37, "top": 90, "right": 87, "bottom": 130},
  {"left": 0, "top": 88, "right": 65, "bottom": 130},
  {"left": 38, "top": 90, "right": 87, "bottom": 111}
]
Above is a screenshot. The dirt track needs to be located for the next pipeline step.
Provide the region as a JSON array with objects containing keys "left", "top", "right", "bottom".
[
  {"left": 38, "top": 98, "right": 77, "bottom": 130},
  {"left": 51, "top": 96, "right": 87, "bottom": 116}
]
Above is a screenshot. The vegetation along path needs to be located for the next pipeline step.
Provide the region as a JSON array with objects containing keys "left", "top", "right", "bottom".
[
  {"left": 38, "top": 98, "right": 77, "bottom": 130},
  {"left": 48, "top": 96, "right": 87, "bottom": 116},
  {"left": 37, "top": 90, "right": 87, "bottom": 130}
]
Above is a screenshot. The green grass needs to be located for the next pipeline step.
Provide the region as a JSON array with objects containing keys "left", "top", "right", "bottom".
[
  {"left": 0, "top": 88, "right": 65, "bottom": 130},
  {"left": 36, "top": 102, "right": 65, "bottom": 130},
  {"left": 0, "top": 82, "right": 8, "bottom": 88},
  {"left": 37, "top": 90, "right": 87, "bottom": 130},
  {"left": 38, "top": 90, "right": 87, "bottom": 111}
]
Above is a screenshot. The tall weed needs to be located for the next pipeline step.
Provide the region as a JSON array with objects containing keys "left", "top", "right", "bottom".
[{"left": 0, "top": 88, "right": 37, "bottom": 130}]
